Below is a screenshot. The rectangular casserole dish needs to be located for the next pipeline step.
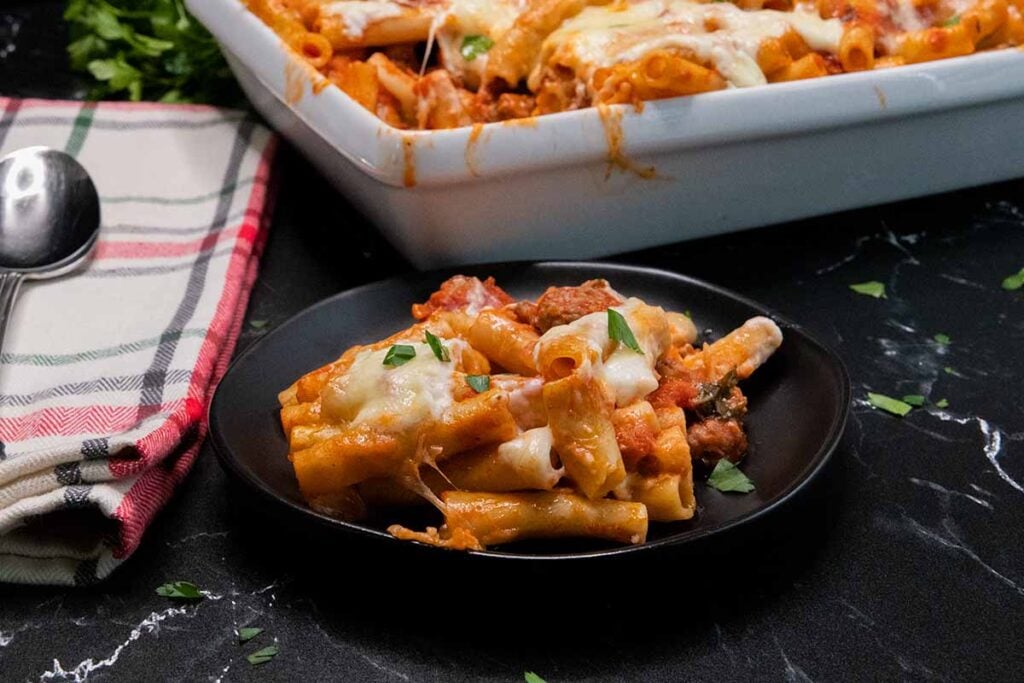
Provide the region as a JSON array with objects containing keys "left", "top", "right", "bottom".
[{"left": 187, "top": 0, "right": 1024, "bottom": 268}]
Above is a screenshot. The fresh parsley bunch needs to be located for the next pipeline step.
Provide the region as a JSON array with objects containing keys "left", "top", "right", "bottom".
[{"left": 64, "top": 0, "right": 242, "bottom": 105}]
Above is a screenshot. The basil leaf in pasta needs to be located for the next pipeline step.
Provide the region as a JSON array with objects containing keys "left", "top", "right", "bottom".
[
  {"left": 424, "top": 330, "right": 451, "bottom": 362},
  {"left": 460, "top": 35, "right": 494, "bottom": 62},
  {"left": 383, "top": 344, "right": 416, "bottom": 367},
  {"left": 608, "top": 309, "right": 643, "bottom": 354},
  {"left": 155, "top": 581, "right": 203, "bottom": 599},
  {"left": 707, "top": 460, "right": 755, "bottom": 493},
  {"left": 867, "top": 392, "right": 913, "bottom": 417},
  {"left": 466, "top": 375, "right": 490, "bottom": 393},
  {"left": 943, "top": 15, "right": 961, "bottom": 26}
]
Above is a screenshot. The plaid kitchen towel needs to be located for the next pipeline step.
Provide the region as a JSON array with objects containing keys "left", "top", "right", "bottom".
[{"left": 0, "top": 98, "right": 278, "bottom": 585}]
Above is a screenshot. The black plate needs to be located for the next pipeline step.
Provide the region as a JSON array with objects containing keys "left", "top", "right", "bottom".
[{"left": 209, "top": 262, "right": 850, "bottom": 560}]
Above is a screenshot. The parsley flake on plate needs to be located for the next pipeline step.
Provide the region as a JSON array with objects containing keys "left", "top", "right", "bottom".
[
  {"left": 935, "top": 398, "right": 949, "bottom": 409},
  {"left": 707, "top": 460, "right": 755, "bottom": 493},
  {"left": 849, "top": 281, "right": 887, "bottom": 299},
  {"left": 155, "top": 581, "right": 202, "bottom": 599},
  {"left": 867, "top": 392, "right": 913, "bottom": 417},
  {"left": 608, "top": 309, "right": 643, "bottom": 354},
  {"left": 524, "top": 673, "right": 547, "bottom": 683},
  {"left": 933, "top": 333, "right": 950, "bottom": 345}
]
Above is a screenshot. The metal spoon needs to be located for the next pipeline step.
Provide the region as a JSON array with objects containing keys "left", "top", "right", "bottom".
[{"left": 0, "top": 146, "right": 101, "bottom": 354}]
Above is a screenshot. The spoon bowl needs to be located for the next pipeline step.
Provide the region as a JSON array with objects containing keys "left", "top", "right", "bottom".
[{"left": 0, "top": 146, "right": 101, "bottom": 352}]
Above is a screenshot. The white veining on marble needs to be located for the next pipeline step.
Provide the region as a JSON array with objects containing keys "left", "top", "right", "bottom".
[
  {"left": 938, "top": 274, "right": 987, "bottom": 290},
  {"left": 931, "top": 413, "right": 1022, "bottom": 495},
  {"left": 908, "top": 477, "right": 993, "bottom": 510},
  {"left": 968, "top": 483, "right": 996, "bottom": 498},
  {"left": 773, "top": 635, "right": 813, "bottom": 682},
  {"left": 38, "top": 607, "right": 189, "bottom": 682},
  {"left": 310, "top": 621, "right": 411, "bottom": 681},
  {"left": 901, "top": 515, "right": 1024, "bottom": 598},
  {"left": 0, "top": 630, "right": 14, "bottom": 647}
]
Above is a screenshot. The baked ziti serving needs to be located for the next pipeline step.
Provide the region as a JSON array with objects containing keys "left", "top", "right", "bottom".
[
  {"left": 278, "top": 276, "right": 782, "bottom": 549},
  {"left": 246, "top": 0, "right": 1023, "bottom": 129}
]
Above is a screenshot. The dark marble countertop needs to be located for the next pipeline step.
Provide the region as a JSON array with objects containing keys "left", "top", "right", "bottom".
[{"left": 1, "top": 3, "right": 1023, "bottom": 682}]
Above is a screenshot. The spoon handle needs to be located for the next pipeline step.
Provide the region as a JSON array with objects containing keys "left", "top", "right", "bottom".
[{"left": 0, "top": 271, "right": 23, "bottom": 355}]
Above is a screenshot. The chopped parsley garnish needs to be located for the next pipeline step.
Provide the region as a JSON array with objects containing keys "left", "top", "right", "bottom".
[
  {"left": 935, "top": 398, "right": 949, "bottom": 409},
  {"left": 249, "top": 319, "right": 268, "bottom": 330},
  {"left": 383, "top": 344, "right": 416, "bottom": 367},
  {"left": 849, "top": 281, "right": 887, "bottom": 299},
  {"left": 460, "top": 35, "right": 494, "bottom": 62},
  {"left": 608, "top": 309, "right": 643, "bottom": 354},
  {"left": 466, "top": 375, "right": 490, "bottom": 393},
  {"left": 247, "top": 645, "right": 279, "bottom": 666},
  {"left": 707, "top": 460, "right": 755, "bottom": 493},
  {"left": 424, "top": 330, "right": 450, "bottom": 362},
  {"left": 933, "top": 333, "right": 950, "bottom": 345},
  {"left": 237, "top": 627, "right": 263, "bottom": 643},
  {"left": 901, "top": 394, "right": 926, "bottom": 406},
  {"left": 1002, "top": 268, "right": 1024, "bottom": 291},
  {"left": 524, "top": 673, "right": 547, "bottom": 683},
  {"left": 942, "top": 15, "right": 961, "bottom": 26},
  {"left": 944, "top": 366, "right": 955, "bottom": 375},
  {"left": 155, "top": 581, "right": 202, "bottom": 599},
  {"left": 867, "top": 392, "right": 913, "bottom": 417}
]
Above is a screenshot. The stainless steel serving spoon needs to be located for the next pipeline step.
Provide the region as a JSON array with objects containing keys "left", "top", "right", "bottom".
[{"left": 0, "top": 146, "right": 101, "bottom": 354}]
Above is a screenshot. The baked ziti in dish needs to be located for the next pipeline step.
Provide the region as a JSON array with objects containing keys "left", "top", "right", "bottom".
[
  {"left": 245, "top": 0, "right": 1023, "bottom": 129},
  {"left": 278, "top": 276, "right": 783, "bottom": 549}
]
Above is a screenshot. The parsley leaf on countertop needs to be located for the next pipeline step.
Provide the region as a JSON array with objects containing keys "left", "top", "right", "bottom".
[
  {"left": 237, "top": 627, "right": 263, "bottom": 643},
  {"left": 65, "top": 0, "right": 241, "bottom": 104},
  {"left": 1003, "top": 268, "right": 1024, "bottom": 291},
  {"left": 849, "top": 281, "right": 887, "bottom": 298},
  {"left": 156, "top": 581, "right": 203, "bottom": 599},
  {"left": 867, "top": 392, "right": 913, "bottom": 417}
]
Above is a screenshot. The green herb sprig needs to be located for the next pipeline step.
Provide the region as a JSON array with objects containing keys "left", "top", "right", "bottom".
[
  {"left": 65, "top": 0, "right": 241, "bottom": 104},
  {"left": 383, "top": 345, "right": 416, "bottom": 367},
  {"left": 466, "top": 375, "right": 490, "bottom": 393},
  {"left": 850, "top": 281, "right": 887, "bottom": 299},
  {"left": 707, "top": 460, "right": 755, "bottom": 493},
  {"left": 460, "top": 35, "right": 494, "bottom": 62},
  {"left": 608, "top": 309, "right": 643, "bottom": 354},
  {"left": 1003, "top": 268, "right": 1024, "bottom": 291},
  {"left": 155, "top": 580, "right": 203, "bottom": 600},
  {"left": 424, "top": 330, "right": 451, "bottom": 362}
]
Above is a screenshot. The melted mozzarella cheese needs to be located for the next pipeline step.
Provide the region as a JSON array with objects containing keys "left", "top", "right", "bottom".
[
  {"left": 536, "top": 298, "right": 669, "bottom": 407},
  {"left": 322, "top": 1, "right": 405, "bottom": 39},
  {"left": 435, "top": 0, "right": 527, "bottom": 86},
  {"left": 495, "top": 426, "right": 563, "bottom": 485},
  {"left": 321, "top": 340, "right": 467, "bottom": 430},
  {"left": 533, "top": 0, "right": 843, "bottom": 90}
]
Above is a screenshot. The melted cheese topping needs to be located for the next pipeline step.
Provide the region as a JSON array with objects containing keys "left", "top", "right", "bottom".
[
  {"left": 321, "top": 340, "right": 468, "bottom": 430},
  {"left": 322, "top": 1, "right": 405, "bottom": 39},
  {"left": 495, "top": 426, "right": 563, "bottom": 485},
  {"left": 533, "top": 0, "right": 843, "bottom": 90},
  {"left": 536, "top": 298, "right": 670, "bottom": 407},
  {"left": 435, "top": 0, "right": 527, "bottom": 86}
]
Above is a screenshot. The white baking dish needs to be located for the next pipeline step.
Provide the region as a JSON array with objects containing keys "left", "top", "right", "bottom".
[{"left": 187, "top": 0, "right": 1024, "bottom": 268}]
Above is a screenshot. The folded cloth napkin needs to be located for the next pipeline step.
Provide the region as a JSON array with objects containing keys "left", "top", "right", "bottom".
[{"left": 0, "top": 98, "right": 277, "bottom": 585}]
